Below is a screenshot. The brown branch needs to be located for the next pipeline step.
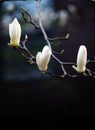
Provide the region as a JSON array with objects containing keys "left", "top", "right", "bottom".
[
  {"left": 46, "top": 71, "right": 77, "bottom": 78},
  {"left": 62, "top": 62, "right": 76, "bottom": 65},
  {"left": 87, "top": 59, "right": 95, "bottom": 64},
  {"left": 21, "top": 7, "right": 39, "bottom": 29},
  {"left": 7, "top": 0, "right": 95, "bottom": 78},
  {"left": 48, "top": 34, "right": 70, "bottom": 42},
  {"left": 45, "top": 71, "right": 64, "bottom": 79},
  {"left": 18, "top": 36, "right": 36, "bottom": 64},
  {"left": 19, "top": 45, "right": 36, "bottom": 64}
]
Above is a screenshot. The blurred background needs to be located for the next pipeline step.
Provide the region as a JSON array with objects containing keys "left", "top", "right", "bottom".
[{"left": 0, "top": 0, "right": 95, "bottom": 127}]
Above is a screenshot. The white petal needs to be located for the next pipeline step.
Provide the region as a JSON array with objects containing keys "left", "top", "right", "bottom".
[
  {"left": 9, "top": 18, "right": 21, "bottom": 46},
  {"left": 36, "top": 52, "right": 42, "bottom": 70},
  {"left": 76, "top": 45, "right": 87, "bottom": 73},
  {"left": 41, "top": 46, "right": 51, "bottom": 69},
  {"left": 36, "top": 45, "right": 51, "bottom": 71}
]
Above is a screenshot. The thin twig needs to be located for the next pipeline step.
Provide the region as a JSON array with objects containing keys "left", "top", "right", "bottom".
[
  {"left": 37, "top": 0, "right": 52, "bottom": 50},
  {"left": 62, "top": 62, "right": 76, "bottom": 65},
  {"left": 46, "top": 71, "right": 64, "bottom": 79},
  {"left": 7, "top": 0, "right": 95, "bottom": 78},
  {"left": 48, "top": 37, "right": 66, "bottom": 41},
  {"left": 87, "top": 59, "right": 95, "bottom": 64},
  {"left": 53, "top": 50, "right": 64, "bottom": 55},
  {"left": 86, "top": 68, "right": 93, "bottom": 76},
  {"left": 19, "top": 45, "right": 36, "bottom": 63},
  {"left": 48, "top": 34, "right": 70, "bottom": 41},
  {"left": 21, "top": 7, "right": 39, "bottom": 29},
  {"left": 18, "top": 36, "right": 36, "bottom": 63}
]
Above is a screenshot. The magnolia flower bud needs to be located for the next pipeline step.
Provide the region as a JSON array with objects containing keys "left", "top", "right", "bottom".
[
  {"left": 36, "top": 45, "right": 51, "bottom": 72},
  {"left": 8, "top": 18, "right": 21, "bottom": 47},
  {"left": 73, "top": 45, "right": 87, "bottom": 73}
]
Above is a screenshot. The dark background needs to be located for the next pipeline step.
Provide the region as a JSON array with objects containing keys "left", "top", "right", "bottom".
[{"left": 0, "top": 0, "right": 95, "bottom": 128}]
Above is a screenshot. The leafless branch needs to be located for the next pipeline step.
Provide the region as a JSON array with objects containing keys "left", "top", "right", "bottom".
[
  {"left": 21, "top": 7, "right": 39, "bottom": 29},
  {"left": 48, "top": 34, "right": 70, "bottom": 42},
  {"left": 8, "top": 0, "right": 95, "bottom": 78},
  {"left": 19, "top": 35, "right": 36, "bottom": 64}
]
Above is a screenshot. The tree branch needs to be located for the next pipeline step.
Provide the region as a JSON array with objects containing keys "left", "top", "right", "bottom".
[
  {"left": 37, "top": 0, "right": 68, "bottom": 77},
  {"left": 21, "top": 7, "right": 39, "bottom": 29},
  {"left": 8, "top": 0, "right": 95, "bottom": 78},
  {"left": 48, "top": 34, "right": 70, "bottom": 42},
  {"left": 19, "top": 35, "right": 36, "bottom": 64}
]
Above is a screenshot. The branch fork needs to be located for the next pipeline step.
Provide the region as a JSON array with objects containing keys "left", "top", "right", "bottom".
[{"left": 8, "top": 0, "right": 95, "bottom": 78}]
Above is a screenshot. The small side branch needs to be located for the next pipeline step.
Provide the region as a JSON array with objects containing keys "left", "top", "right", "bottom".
[
  {"left": 87, "top": 59, "right": 95, "bottom": 64},
  {"left": 21, "top": 7, "right": 39, "bottom": 29},
  {"left": 48, "top": 34, "right": 70, "bottom": 42},
  {"left": 8, "top": 0, "right": 92, "bottom": 78},
  {"left": 19, "top": 36, "right": 36, "bottom": 64}
]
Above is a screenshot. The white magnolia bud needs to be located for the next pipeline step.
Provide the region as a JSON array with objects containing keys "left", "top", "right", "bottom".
[
  {"left": 9, "top": 18, "right": 21, "bottom": 47},
  {"left": 73, "top": 45, "right": 87, "bottom": 73},
  {"left": 36, "top": 45, "right": 51, "bottom": 72}
]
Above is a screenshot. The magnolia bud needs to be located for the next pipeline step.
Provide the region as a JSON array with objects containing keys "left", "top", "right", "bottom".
[
  {"left": 36, "top": 45, "right": 51, "bottom": 72},
  {"left": 73, "top": 45, "right": 87, "bottom": 73},
  {"left": 8, "top": 18, "right": 21, "bottom": 47}
]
